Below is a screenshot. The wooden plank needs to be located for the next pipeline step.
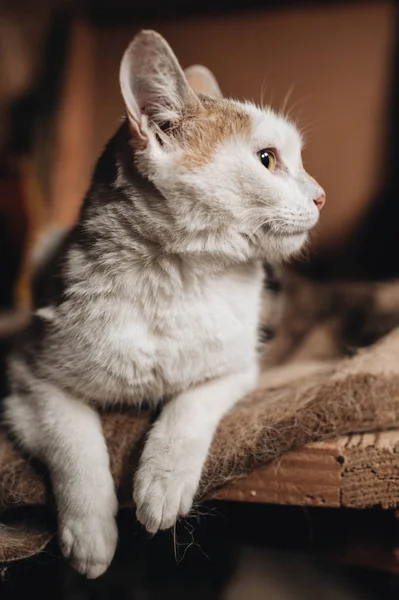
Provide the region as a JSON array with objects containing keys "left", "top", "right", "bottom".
[
  {"left": 14, "top": 158, "right": 47, "bottom": 308},
  {"left": 214, "top": 430, "right": 399, "bottom": 509},
  {"left": 340, "top": 430, "right": 399, "bottom": 509},
  {"left": 15, "top": 19, "right": 95, "bottom": 308},
  {"left": 50, "top": 20, "right": 95, "bottom": 229}
]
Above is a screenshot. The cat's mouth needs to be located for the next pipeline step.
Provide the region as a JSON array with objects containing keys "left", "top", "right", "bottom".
[{"left": 261, "top": 217, "right": 316, "bottom": 237}]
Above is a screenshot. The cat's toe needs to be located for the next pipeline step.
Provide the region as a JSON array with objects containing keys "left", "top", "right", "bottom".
[
  {"left": 60, "top": 513, "right": 118, "bottom": 578},
  {"left": 133, "top": 468, "right": 198, "bottom": 533}
]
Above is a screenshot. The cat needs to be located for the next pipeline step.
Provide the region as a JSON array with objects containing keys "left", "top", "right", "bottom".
[{"left": 4, "top": 30, "right": 325, "bottom": 579}]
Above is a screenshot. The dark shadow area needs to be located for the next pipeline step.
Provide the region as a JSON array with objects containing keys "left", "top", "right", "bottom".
[{"left": 2, "top": 504, "right": 399, "bottom": 599}]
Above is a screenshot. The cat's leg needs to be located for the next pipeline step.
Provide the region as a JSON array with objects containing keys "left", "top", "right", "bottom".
[
  {"left": 134, "top": 364, "right": 258, "bottom": 533},
  {"left": 4, "top": 384, "right": 118, "bottom": 578}
]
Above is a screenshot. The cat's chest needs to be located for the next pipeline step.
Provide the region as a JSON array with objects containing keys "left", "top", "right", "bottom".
[
  {"left": 104, "top": 263, "right": 264, "bottom": 394},
  {"left": 54, "top": 262, "right": 264, "bottom": 403},
  {"left": 153, "top": 277, "right": 259, "bottom": 352}
]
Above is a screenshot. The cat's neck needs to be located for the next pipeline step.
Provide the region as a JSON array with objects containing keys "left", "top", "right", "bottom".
[{"left": 77, "top": 123, "right": 257, "bottom": 287}]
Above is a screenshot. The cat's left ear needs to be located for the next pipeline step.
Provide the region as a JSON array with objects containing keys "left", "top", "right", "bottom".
[
  {"left": 185, "top": 65, "right": 222, "bottom": 98},
  {"left": 119, "top": 30, "right": 201, "bottom": 145}
]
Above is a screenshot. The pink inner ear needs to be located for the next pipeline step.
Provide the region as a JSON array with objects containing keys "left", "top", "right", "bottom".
[
  {"left": 125, "top": 107, "right": 148, "bottom": 144},
  {"left": 185, "top": 66, "right": 222, "bottom": 98}
]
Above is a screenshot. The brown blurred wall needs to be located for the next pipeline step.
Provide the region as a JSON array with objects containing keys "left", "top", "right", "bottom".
[{"left": 83, "top": 2, "right": 395, "bottom": 254}]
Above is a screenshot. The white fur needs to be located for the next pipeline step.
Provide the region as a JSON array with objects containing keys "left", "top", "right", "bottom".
[
  {"left": 6, "top": 383, "right": 118, "bottom": 579},
  {"left": 5, "top": 30, "right": 325, "bottom": 578},
  {"left": 134, "top": 365, "right": 258, "bottom": 532}
]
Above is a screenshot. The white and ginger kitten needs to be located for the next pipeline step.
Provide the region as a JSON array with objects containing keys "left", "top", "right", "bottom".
[{"left": 4, "top": 31, "right": 325, "bottom": 578}]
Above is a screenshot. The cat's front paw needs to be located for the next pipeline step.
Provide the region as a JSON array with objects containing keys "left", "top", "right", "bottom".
[
  {"left": 60, "top": 511, "right": 118, "bottom": 579},
  {"left": 133, "top": 459, "right": 200, "bottom": 534}
]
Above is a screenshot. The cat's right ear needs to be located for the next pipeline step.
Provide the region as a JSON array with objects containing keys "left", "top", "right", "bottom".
[{"left": 119, "top": 30, "right": 201, "bottom": 145}]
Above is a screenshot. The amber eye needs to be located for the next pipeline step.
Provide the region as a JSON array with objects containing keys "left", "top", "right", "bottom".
[{"left": 257, "top": 149, "right": 277, "bottom": 172}]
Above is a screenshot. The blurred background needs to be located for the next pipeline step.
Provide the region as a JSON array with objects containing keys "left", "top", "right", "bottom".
[
  {"left": 1, "top": 0, "right": 397, "bottom": 311},
  {"left": 1, "top": 0, "right": 399, "bottom": 597}
]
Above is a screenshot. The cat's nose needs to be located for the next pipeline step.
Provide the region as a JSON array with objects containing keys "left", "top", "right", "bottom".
[{"left": 314, "top": 194, "right": 326, "bottom": 210}]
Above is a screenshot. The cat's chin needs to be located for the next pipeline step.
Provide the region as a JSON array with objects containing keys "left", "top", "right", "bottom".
[
  {"left": 281, "top": 232, "right": 309, "bottom": 256},
  {"left": 260, "top": 231, "right": 308, "bottom": 262}
]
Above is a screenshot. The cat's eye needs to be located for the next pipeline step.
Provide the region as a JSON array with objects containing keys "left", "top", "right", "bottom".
[{"left": 257, "top": 149, "right": 277, "bottom": 172}]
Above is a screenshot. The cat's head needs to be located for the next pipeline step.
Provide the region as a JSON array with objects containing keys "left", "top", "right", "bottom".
[{"left": 119, "top": 30, "right": 325, "bottom": 264}]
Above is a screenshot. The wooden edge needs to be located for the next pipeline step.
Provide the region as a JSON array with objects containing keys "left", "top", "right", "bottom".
[{"left": 212, "top": 430, "right": 399, "bottom": 509}]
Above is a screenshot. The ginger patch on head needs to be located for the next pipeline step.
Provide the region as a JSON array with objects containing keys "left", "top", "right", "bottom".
[{"left": 178, "top": 97, "right": 252, "bottom": 168}]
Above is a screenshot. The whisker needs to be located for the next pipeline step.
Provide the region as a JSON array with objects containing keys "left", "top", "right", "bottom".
[{"left": 281, "top": 83, "right": 296, "bottom": 116}]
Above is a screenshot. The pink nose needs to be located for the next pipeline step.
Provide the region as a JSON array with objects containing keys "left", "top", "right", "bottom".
[{"left": 314, "top": 194, "right": 326, "bottom": 210}]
